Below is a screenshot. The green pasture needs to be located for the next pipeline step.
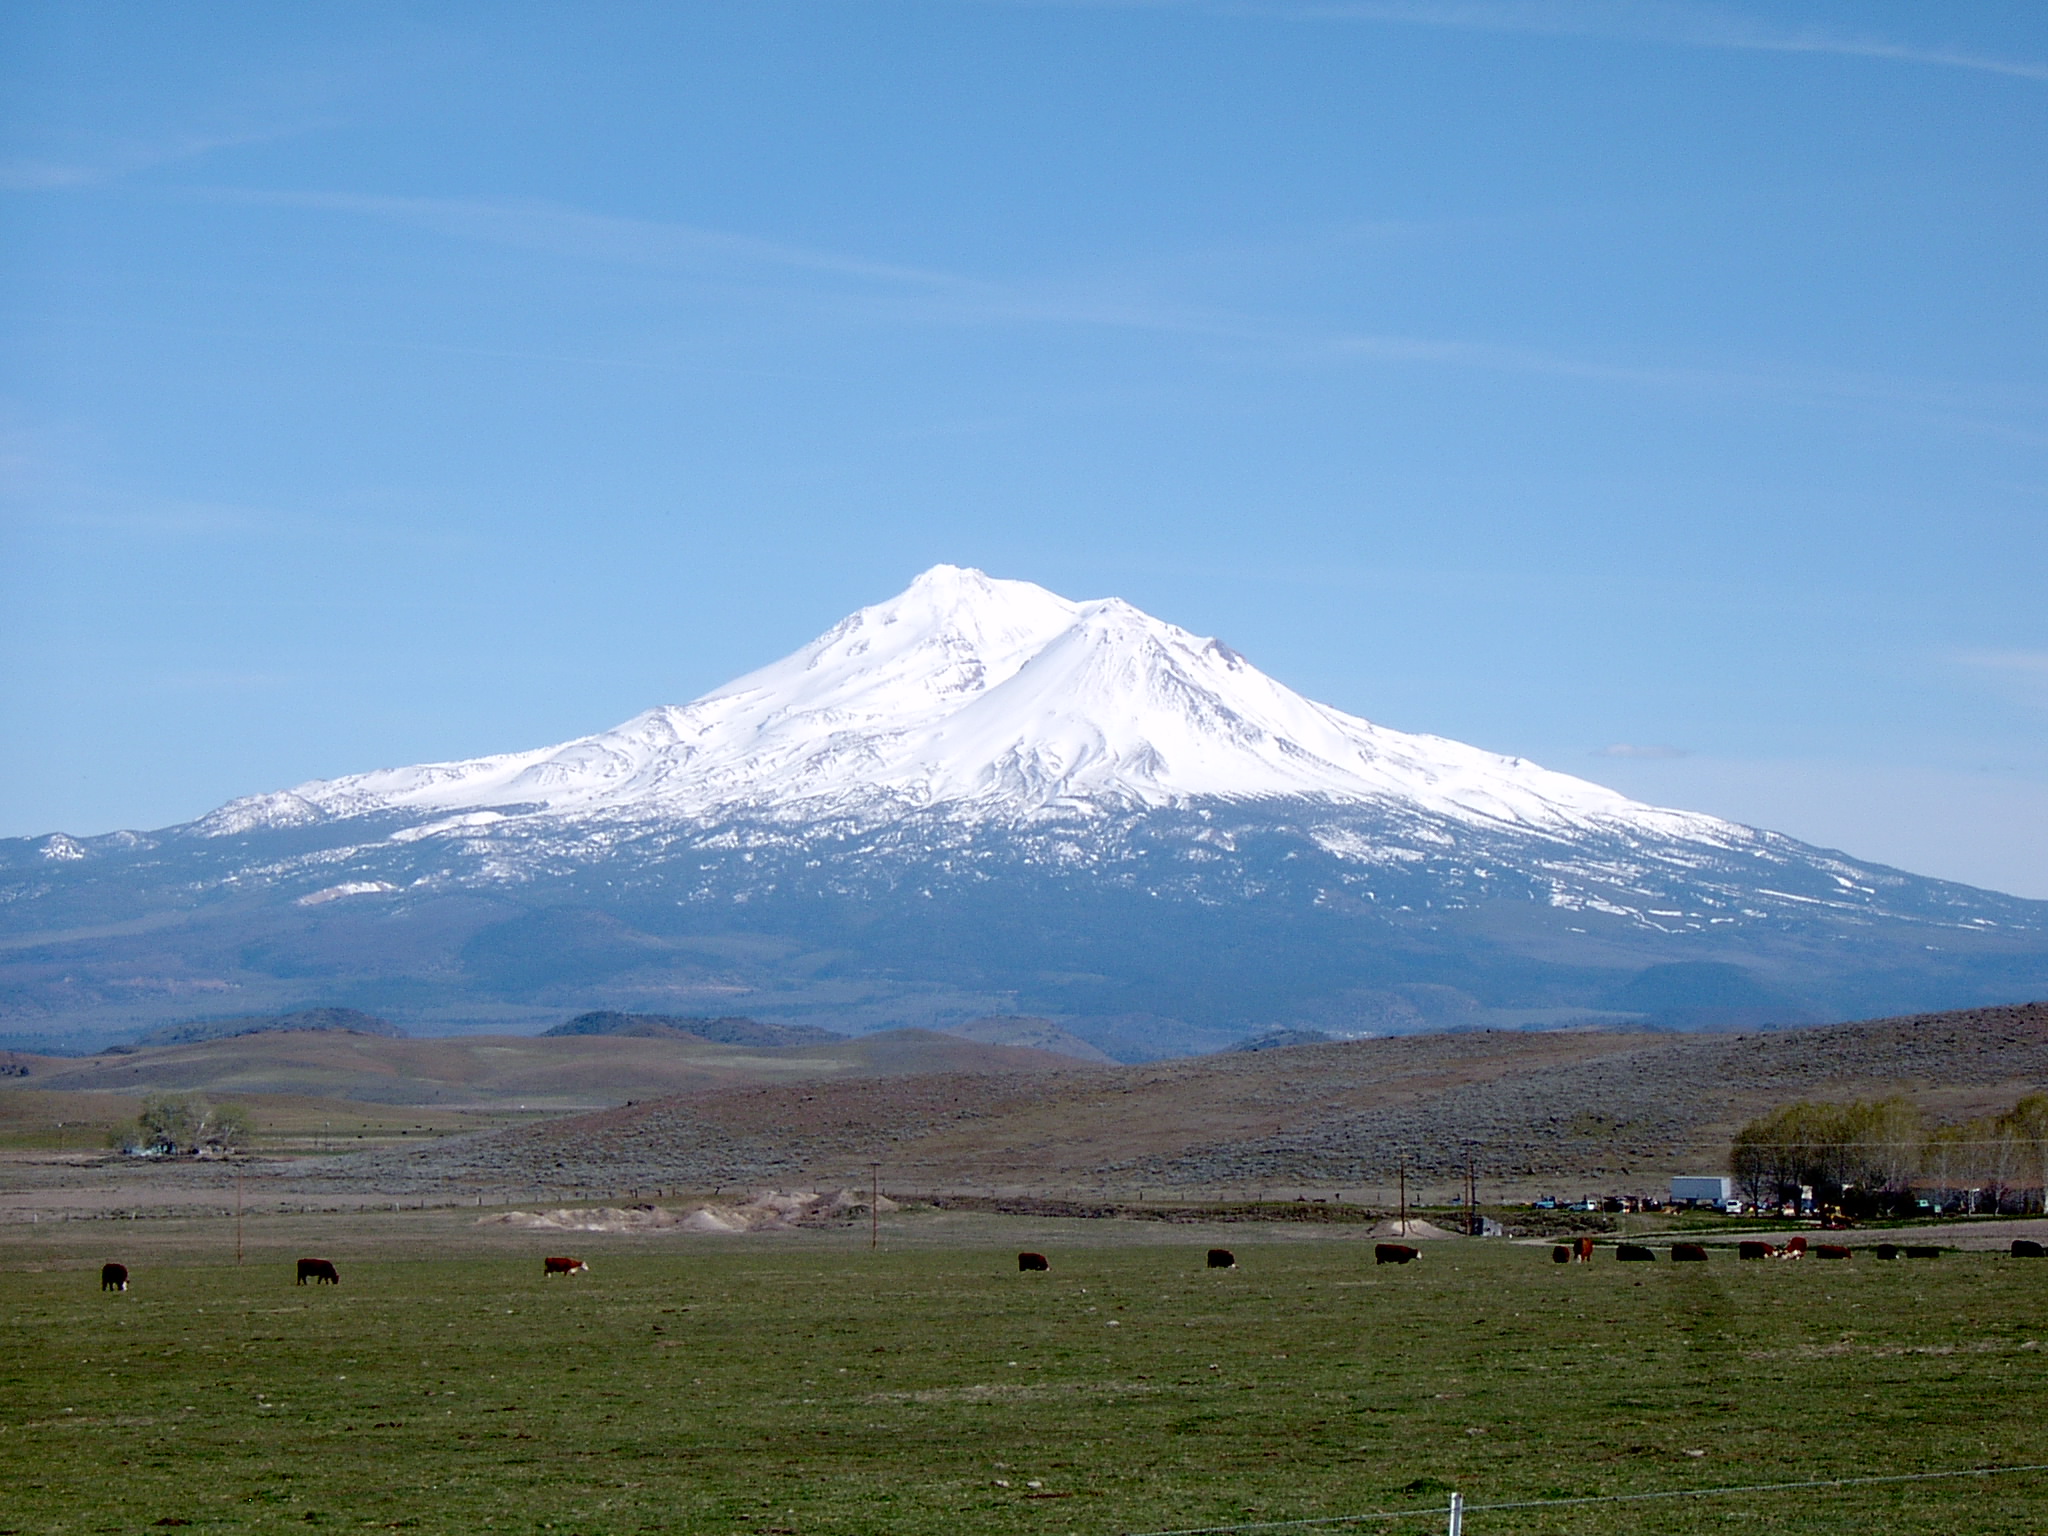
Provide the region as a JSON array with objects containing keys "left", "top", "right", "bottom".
[{"left": 3, "top": 1238, "right": 2044, "bottom": 1535}]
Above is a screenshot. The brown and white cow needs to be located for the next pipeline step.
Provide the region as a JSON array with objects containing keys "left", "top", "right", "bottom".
[
  {"left": 295, "top": 1258, "right": 340, "bottom": 1285},
  {"left": 1573, "top": 1236, "right": 1596, "bottom": 1263},
  {"left": 100, "top": 1262, "right": 128, "bottom": 1292},
  {"left": 1374, "top": 1243, "right": 1419, "bottom": 1265},
  {"left": 1670, "top": 1243, "right": 1709, "bottom": 1263},
  {"left": 1205, "top": 1248, "right": 1236, "bottom": 1269},
  {"left": 1017, "top": 1252, "right": 1050, "bottom": 1272},
  {"left": 543, "top": 1256, "right": 589, "bottom": 1277}
]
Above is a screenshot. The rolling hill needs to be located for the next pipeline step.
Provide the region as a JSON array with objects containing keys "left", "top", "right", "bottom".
[
  {"left": 6, "top": 1027, "right": 1087, "bottom": 1109},
  {"left": 326, "top": 1001, "right": 2048, "bottom": 1199}
]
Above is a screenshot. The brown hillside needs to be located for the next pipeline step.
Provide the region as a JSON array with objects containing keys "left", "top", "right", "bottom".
[
  {"left": 339, "top": 1002, "right": 2048, "bottom": 1199},
  {"left": 12, "top": 1027, "right": 1084, "bottom": 1108}
]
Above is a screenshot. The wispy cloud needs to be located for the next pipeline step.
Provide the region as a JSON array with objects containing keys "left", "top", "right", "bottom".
[
  {"left": 1002, "top": 0, "right": 2048, "bottom": 83},
  {"left": 1960, "top": 651, "right": 2048, "bottom": 676},
  {"left": 0, "top": 127, "right": 317, "bottom": 192},
  {"left": 1954, "top": 651, "right": 2048, "bottom": 712},
  {"left": 1593, "top": 742, "right": 1690, "bottom": 759},
  {"left": 173, "top": 187, "right": 2048, "bottom": 443},
  {"left": 207, "top": 189, "right": 987, "bottom": 293}
]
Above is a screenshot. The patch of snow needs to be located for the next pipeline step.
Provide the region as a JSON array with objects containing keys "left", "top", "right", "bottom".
[{"left": 295, "top": 881, "right": 400, "bottom": 906}]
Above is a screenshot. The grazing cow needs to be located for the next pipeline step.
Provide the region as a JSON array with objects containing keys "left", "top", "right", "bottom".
[
  {"left": 1551, "top": 1245, "right": 1572, "bottom": 1264},
  {"left": 1615, "top": 1244, "right": 1656, "bottom": 1262},
  {"left": 100, "top": 1262, "right": 128, "bottom": 1292},
  {"left": 1374, "top": 1243, "right": 1419, "bottom": 1265},
  {"left": 1737, "top": 1241, "right": 1771, "bottom": 1260},
  {"left": 1816, "top": 1244, "right": 1852, "bottom": 1260},
  {"left": 1904, "top": 1246, "right": 1942, "bottom": 1260},
  {"left": 1205, "top": 1249, "right": 1236, "bottom": 1269},
  {"left": 1574, "top": 1236, "right": 1595, "bottom": 1263},
  {"left": 1784, "top": 1236, "right": 1808, "bottom": 1258},
  {"left": 2012, "top": 1240, "right": 2046, "bottom": 1259},
  {"left": 295, "top": 1258, "right": 340, "bottom": 1286},
  {"left": 1874, "top": 1243, "right": 1901, "bottom": 1260},
  {"left": 543, "top": 1256, "right": 589, "bottom": 1277},
  {"left": 1017, "top": 1252, "right": 1050, "bottom": 1272},
  {"left": 1671, "top": 1243, "right": 1708, "bottom": 1263}
]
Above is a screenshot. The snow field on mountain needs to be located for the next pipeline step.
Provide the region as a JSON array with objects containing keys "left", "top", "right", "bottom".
[{"left": 209, "top": 565, "right": 1736, "bottom": 845}]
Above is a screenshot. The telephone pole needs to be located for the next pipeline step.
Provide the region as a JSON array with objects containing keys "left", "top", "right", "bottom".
[{"left": 869, "top": 1162, "right": 881, "bottom": 1251}]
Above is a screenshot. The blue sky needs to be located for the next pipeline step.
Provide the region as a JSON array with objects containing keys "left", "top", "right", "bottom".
[{"left": 3, "top": 1, "right": 2045, "bottom": 894}]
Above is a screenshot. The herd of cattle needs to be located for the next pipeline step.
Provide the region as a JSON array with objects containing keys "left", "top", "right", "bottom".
[{"left": 89, "top": 1237, "right": 2048, "bottom": 1292}]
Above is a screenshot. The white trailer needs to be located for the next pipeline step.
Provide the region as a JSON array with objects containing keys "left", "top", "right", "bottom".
[{"left": 1670, "top": 1176, "right": 1734, "bottom": 1207}]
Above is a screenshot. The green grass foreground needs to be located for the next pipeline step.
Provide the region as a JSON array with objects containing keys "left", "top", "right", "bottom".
[{"left": 3, "top": 1240, "right": 2044, "bottom": 1534}]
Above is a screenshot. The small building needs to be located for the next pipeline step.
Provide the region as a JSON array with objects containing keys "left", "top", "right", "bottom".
[{"left": 1670, "top": 1176, "right": 1734, "bottom": 1208}]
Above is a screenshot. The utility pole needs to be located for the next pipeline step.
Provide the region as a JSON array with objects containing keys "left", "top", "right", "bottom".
[
  {"left": 869, "top": 1162, "right": 881, "bottom": 1251},
  {"left": 235, "top": 1162, "right": 244, "bottom": 1265},
  {"left": 1398, "top": 1164, "right": 1408, "bottom": 1235}
]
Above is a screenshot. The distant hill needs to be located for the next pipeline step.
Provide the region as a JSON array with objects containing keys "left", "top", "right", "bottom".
[
  {"left": 1228, "top": 1027, "right": 1336, "bottom": 1053},
  {"left": 137, "top": 1007, "right": 403, "bottom": 1047},
  {"left": 544, "top": 1012, "right": 839, "bottom": 1048},
  {"left": 937, "top": 1015, "right": 1117, "bottom": 1063},
  {"left": 11, "top": 1025, "right": 1085, "bottom": 1107},
  {"left": 335, "top": 1000, "right": 2048, "bottom": 1197}
]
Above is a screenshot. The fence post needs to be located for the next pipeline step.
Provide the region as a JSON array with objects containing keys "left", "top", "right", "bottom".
[{"left": 1446, "top": 1491, "right": 1463, "bottom": 1535}]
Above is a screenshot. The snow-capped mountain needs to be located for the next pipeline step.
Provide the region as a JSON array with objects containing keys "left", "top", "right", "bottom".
[
  {"left": 6, "top": 567, "right": 2047, "bottom": 1054},
  {"left": 211, "top": 564, "right": 1720, "bottom": 842}
]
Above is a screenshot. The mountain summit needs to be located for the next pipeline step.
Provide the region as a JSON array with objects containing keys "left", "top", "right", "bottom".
[
  {"left": 213, "top": 564, "right": 1714, "bottom": 840},
  {"left": 7, "top": 567, "right": 2047, "bottom": 1054}
]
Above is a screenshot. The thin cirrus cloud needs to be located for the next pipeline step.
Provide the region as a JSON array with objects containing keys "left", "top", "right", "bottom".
[
  {"left": 185, "top": 188, "right": 2048, "bottom": 442},
  {"left": 1957, "top": 651, "right": 2048, "bottom": 709},
  {"left": 0, "top": 126, "right": 322, "bottom": 192},
  {"left": 1592, "top": 743, "right": 1691, "bottom": 759},
  {"left": 1085, "top": 0, "right": 2048, "bottom": 83}
]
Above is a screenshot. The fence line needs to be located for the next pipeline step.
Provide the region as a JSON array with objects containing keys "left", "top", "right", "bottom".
[{"left": 1120, "top": 1461, "right": 2048, "bottom": 1535}]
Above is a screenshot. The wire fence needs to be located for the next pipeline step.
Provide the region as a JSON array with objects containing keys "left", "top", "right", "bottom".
[{"left": 1121, "top": 1461, "right": 2048, "bottom": 1535}]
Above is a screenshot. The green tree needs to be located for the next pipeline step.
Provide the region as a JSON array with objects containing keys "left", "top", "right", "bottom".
[{"left": 130, "top": 1093, "right": 252, "bottom": 1155}]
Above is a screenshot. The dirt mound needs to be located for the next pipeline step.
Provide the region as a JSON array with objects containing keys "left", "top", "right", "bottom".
[{"left": 477, "top": 1188, "right": 901, "bottom": 1234}]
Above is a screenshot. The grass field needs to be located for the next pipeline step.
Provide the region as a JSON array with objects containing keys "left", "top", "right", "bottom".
[{"left": 3, "top": 1230, "right": 2045, "bottom": 1535}]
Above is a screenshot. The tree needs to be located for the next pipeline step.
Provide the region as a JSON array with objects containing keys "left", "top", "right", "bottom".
[{"left": 130, "top": 1093, "right": 252, "bottom": 1155}]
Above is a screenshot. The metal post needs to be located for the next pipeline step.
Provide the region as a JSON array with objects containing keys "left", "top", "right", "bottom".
[
  {"left": 1399, "top": 1165, "right": 1408, "bottom": 1235},
  {"left": 235, "top": 1164, "right": 244, "bottom": 1265},
  {"left": 869, "top": 1162, "right": 880, "bottom": 1251},
  {"left": 1446, "top": 1491, "right": 1463, "bottom": 1535}
]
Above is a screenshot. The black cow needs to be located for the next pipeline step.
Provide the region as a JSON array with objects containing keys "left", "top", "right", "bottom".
[
  {"left": 100, "top": 1263, "right": 128, "bottom": 1292},
  {"left": 1904, "top": 1246, "right": 1942, "bottom": 1260},
  {"left": 1671, "top": 1243, "right": 1708, "bottom": 1263},
  {"left": 1874, "top": 1243, "right": 1901, "bottom": 1260},
  {"left": 1374, "top": 1243, "right": 1419, "bottom": 1265},
  {"left": 1206, "top": 1248, "right": 1236, "bottom": 1269},
  {"left": 296, "top": 1258, "right": 341, "bottom": 1285},
  {"left": 1816, "top": 1244, "right": 1853, "bottom": 1260},
  {"left": 1738, "top": 1241, "right": 1772, "bottom": 1261},
  {"left": 1615, "top": 1244, "right": 1655, "bottom": 1262},
  {"left": 1551, "top": 1245, "right": 1572, "bottom": 1263},
  {"left": 1016, "top": 1252, "right": 1049, "bottom": 1272},
  {"left": 2012, "top": 1240, "right": 2046, "bottom": 1259}
]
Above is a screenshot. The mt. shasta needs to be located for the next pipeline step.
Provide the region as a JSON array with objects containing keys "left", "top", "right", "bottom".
[{"left": 8, "top": 567, "right": 2045, "bottom": 1055}]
